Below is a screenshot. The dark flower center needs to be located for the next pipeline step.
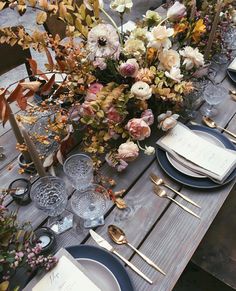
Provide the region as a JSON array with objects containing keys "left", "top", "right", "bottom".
[{"left": 98, "top": 37, "right": 107, "bottom": 46}]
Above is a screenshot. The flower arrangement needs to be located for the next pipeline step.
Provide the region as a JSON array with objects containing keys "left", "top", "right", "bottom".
[
  {"left": 0, "top": 191, "right": 57, "bottom": 291},
  {"left": 0, "top": 0, "right": 234, "bottom": 171}
]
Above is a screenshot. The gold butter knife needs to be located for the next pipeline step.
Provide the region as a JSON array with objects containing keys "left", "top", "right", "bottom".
[{"left": 89, "top": 230, "right": 153, "bottom": 284}]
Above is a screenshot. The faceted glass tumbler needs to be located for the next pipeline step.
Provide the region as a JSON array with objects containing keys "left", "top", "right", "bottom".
[
  {"left": 71, "top": 184, "right": 108, "bottom": 228},
  {"left": 31, "top": 176, "right": 73, "bottom": 234},
  {"left": 63, "top": 154, "right": 93, "bottom": 190}
]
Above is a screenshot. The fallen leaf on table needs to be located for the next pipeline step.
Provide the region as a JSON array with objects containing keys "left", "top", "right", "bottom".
[{"left": 115, "top": 197, "right": 127, "bottom": 209}]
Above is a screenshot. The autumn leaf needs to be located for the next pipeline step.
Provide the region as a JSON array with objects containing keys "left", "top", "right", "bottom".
[
  {"left": 38, "top": 0, "right": 48, "bottom": 9},
  {"left": 44, "top": 47, "right": 54, "bottom": 71},
  {"left": 36, "top": 11, "right": 47, "bottom": 25},
  {"left": 20, "top": 81, "right": 41, "bottom": 92},
  {"left": 0, "top": 281, "right": 9, "bottom": 291},
  {"left": 39, "top": 74, "right": 55, "bottom": 95},
  {"left": 0, "top": 91, "right": 10, "bottom": 126},
  {"left": 0, "top": 1, "right": 6, "bottom": 10},
  {"left": 28, "top": 59, "right": 38, "bottom": 76},
  {"left": 115, "top": 197, "right": 127, "bottom": 209},
  {"left": 7, "top": 84, "right": 23, "bottom": 104},
  {"left": 28, "top": 0, "right": 37, "bottom": 7}
]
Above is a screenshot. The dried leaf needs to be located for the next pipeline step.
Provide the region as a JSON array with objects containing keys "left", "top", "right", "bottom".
[
  {"left": 38, "top": 0, "right": 48, "bottom": 9},
  {"left": 20, "top": 81, "right": 41, "bottom": 92},
  {"left": 28, "top": 59, "right": 37, "bottom": 76},
  {"left": 7, "top": 84, "right": 23, "bottom": 104},
  {"left": 43, "top": 153, "right": 54, "bottom": 167},
  {"left": 0, "top": 281, "right": 9, "bottom": 291},
  {"left": 56, "top": 149, "right": 64, "bottom": 165},
  {"left": 115, "top": 197, "right": 127, "bottom": 209},
  {"left": 44, "top": 47, "right": 54, "bottom": 71},
  {"left": 0, "top": 92, "right": 10, "bottom": 126},
  {"left": 0, "top": 1, "right": 6, "bottom": 10},
  {"left": 93, "top": 0, "right": 100, "bottom": 19},
  {"left": 28, "top": 0, "right": 37, "bottom": 7},
  {"left": 36, "top": 11, "right": 47, "bottom": 25},
  {"left": 39, "top": 74, "right": 55, "bottom": 95},
  {"left": 59, "top": 2, "right": 67, "bottom": 19}
]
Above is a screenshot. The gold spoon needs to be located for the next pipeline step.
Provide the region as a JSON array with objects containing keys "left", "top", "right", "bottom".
[
  {"left": 153, "top": 186, "right": 200, "bottom": 219},
  {"left": 108, "top": 225, "right": 166, "bottom": 275},
  {"left": 202, "top": 116, "right": 236, "bottom": 139},
  {"left": 150, "top": 173, "right": 201, "bottom": 209}
]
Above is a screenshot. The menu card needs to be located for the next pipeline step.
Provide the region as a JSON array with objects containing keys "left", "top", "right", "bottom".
[
  {"left": 157, "top": 123, "right": 236, "bottom": 183},
  {"left": 23, "top": 249, "right": 101, "bottom": 291},
  {"left": 228, "top": 57, "right": 236, "bottom": 73}
]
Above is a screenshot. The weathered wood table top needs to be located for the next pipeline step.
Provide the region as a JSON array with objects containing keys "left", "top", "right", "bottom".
[{"left": 1, "top": 62, "right": 236, "bottom": 290}]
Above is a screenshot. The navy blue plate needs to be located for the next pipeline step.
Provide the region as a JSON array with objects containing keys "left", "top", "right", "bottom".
[
  {"left": 66, "top": 245, "right": 134, "bottom": 291},
  {"left": 156, "top": 124, "right": 236, "bottom": 189}
]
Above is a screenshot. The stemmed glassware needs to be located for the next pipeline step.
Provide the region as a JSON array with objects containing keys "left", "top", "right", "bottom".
[
  {"left": 31, "top": 176, "right": 73, "bottom": 234},
  {"left": 200, "top": 83, "right": 227, "bottom": 117},
  {"left": 70, "top": 184, "right": 108, "bottom": 228}
]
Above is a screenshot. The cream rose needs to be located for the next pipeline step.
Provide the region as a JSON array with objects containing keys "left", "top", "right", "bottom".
[
  {"left": 118, "top": 141, "right": 139, "bottom": 161},
  {"left": 180, "top": 46, "right": 204, "bottom": 70},
  {"left": 158, "top": 111, "right": 179, "bottom": 131},
  {"left": 165, "top": 67, "right": 183, "bottom": 83},
  {"left": 131, "top": 81, "right": 152, "bottom": 100},
  {"left": 124, "top": 39, "right": 146, "bottom": 57},
  {"left": 126, "top": 118, "right": 151, "bottom": 140},
  {"left": 148, "top": 26, "right": 174, "bottom": 50},
  {"left": 159, "top": 49, "right": 180, "bottom": 70}
]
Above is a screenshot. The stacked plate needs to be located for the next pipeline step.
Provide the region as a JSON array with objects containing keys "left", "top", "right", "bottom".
[
  {"left": 66, "top": 245, "right": 134, "bottom": 291},
  {"left": 156, "top": 124, "right": 236, "bottom": 189}
]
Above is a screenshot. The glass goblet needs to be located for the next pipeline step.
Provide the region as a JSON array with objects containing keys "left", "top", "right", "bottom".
[
  {"left": 200, "top": 84, "right": 227, "bottom": 117},
  {"left": 63, "top": 154, "right": 93, "bottom": 190},
  {"left": 71, "top": 184, "right": 108, "bottom": 229},
  {"left": 31, "top": 176, "right": 73, "bottom": 234}
]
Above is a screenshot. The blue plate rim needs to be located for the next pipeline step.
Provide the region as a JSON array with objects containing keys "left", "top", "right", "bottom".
[
  {"left": 156, "top": 124, "right": 236, "bottom": 189},
  {"left": 66, "top": 244, "right": 134, "bottom": 291}
]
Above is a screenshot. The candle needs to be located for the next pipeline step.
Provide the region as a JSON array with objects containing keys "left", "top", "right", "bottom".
[
  {"left": 6, "top": 102, "right": 32, "bottom": 163},
  {"left": 8, "top": 178, "right": 31, "bottom": 205},
  {"left": 204, "top": 0, "right": 224, "bottom": 60},
  {"left": 21, "top": 127, "right": 47, "bottom": 177},
  {"left": 38, "top": 235, "right": 51, "bottom": 248},
  {"left": 14, "top": 187, "right": 26, "bottom": 195}
]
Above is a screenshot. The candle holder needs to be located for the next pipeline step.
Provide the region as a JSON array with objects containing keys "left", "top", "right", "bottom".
[
  {"left": 17, "top": 153, "right": 36, "bottom": 174},
  {"left": 8, "top": 178, "right": 31, "bottom": 205},
  {"left": 31, "top": 227, "right": 56, "bottom": 254}
]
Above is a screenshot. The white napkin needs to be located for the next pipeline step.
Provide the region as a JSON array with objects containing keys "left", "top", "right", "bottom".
[
  {"left": 228, "top": 57, "right": 236, "bottom": 72},
  {"left": 157, "top": 123, "right": 236, "bottom": 183}
]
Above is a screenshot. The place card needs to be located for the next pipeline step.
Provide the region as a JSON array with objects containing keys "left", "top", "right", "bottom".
[
  {"left": 157, "top": 123, "right": 236, "bottom": 183},
  {"left": 23, "top": 248, "right": 101, "bottom": 291}
]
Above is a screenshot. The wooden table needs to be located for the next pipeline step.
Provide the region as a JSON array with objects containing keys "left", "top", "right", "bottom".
[{"left": 1, "top": 63, "right": 236, "bottom": 290}]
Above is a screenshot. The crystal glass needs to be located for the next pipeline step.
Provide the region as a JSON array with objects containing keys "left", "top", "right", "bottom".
[
  {"left": 71, "top": 184, "right": 107, "bottom": 228},
  {"left": 200, "top": 84, "right": 227, "bottom": 117},
  {"left": 31, "top": 176, "right": 73, "bottom": 234},
  {"left": 63, "top": 154, "right": 93, "bottom": 190}
]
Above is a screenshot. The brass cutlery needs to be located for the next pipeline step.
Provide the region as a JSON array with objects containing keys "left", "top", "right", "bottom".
[
  {"left": 153, "top": 186, "right": 200, "bottom": 219},
  {"left": 108, "top": 224, "right": 166, "bottom": 275},
  {"left": 150, "top": 173, "right": 201, "bottom": 209},
  {"left": 202, "top": 116, "right": 236, "bottom": 139},
  {"left": 89, "top": 230, "right": 153, "bottom": 284}
]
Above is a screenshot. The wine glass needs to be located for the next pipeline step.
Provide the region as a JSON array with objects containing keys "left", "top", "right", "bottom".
[
  {"left": 200, "top": 84, "right": 227, "bottom": 117},
  {"left": 71, "top": 184, "right": 108, "bottom": 228},
  {"left": 63, "top": 154, "right": 93, "bottom": 190},
  {"left": 31, "top": 176, "right": 73, "bottom": 234}
]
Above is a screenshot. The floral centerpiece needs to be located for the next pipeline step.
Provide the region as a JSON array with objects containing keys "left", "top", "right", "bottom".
[{"left": 0, "top": 0, "right": 235, "bottom": 171}]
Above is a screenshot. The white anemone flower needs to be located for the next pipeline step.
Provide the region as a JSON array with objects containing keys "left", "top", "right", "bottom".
[
  {"left": 87, "top": 23, "right": 120, "bottom": 60},
  {"left": 110, "top": 0, "right": 133, "bottom": 13}
]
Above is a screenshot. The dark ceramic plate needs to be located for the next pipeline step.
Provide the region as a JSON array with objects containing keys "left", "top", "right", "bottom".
[
  {"left": 66, "top": 245, "right": 134, "bottom": 291},
  {"left": 227, "top": 69, "right": 236, "bottom": 83},
  {"left": 156, "top": 124, "right": 236, "bottom": 189}
]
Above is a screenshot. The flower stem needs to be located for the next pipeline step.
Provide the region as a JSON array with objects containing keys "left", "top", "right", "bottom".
[
  {"left": 158, "top": 17, "right": 169, "bottom": 26},
  {"left": 100, "top": 7, "right": 123, "bottom": 45}
]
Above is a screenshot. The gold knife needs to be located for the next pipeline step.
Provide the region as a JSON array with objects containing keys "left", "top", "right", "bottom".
[{"left": 89, "top": 230, "right": 153, "bottom": 285}]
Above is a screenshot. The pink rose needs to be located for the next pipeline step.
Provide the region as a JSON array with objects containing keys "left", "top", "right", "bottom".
[
  {"left": 79, "top": 101, "right": 95, "bottom": 117},
  {"left": 141, "top": 109, "right": 154, "bottom": 125},
  {"left": 85, "top": 83, "right": 103, "bottom": 101},
  {"left": 119, "top": 58, "right": 139, "bottom": 78},
  {"left": 157, "top": 110, "right": 179, "bottom": 131},
  {"left": 118, "top": 141, "right": 139, "bottom": 162},
  {"left": 126, "top": 118, "right": 151, "bottom": 140},
  {"left": 107, "top": 107, "right": 123, "bottom": 123}
]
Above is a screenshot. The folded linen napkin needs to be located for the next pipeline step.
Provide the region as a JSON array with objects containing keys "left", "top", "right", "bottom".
[
  {"left": 228, "top": 57, "right": 236, "bottom": 72},
  {"left": 156, "top": 122, "right": 236, "bottom": 183}
]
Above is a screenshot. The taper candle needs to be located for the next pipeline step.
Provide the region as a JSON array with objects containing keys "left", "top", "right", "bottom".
[
  {"left": 204, "top": 0, "right": 224, "bottom": 60},
  {"left": 21, "top": 127, "right": 47, "bottom": 177}
]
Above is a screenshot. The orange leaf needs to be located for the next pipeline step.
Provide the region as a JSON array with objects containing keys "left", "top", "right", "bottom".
[
  {"left": 7, "top": 84, "right": 23, "bottom": 104},
  {"left": 0, "top": 91, "right": 10, "bottom": 126},
  {"left": 39, "top": 74, "right": 55, "bottom": 95},
  {"left": 37, "top": 69, "right": 48, "bottom": 81},
  {"left": 44, "top": 47, "right": 54, "bottom": 71},
  {"left": 28, "top": 59, "right": 38, "bottom": 76},
  {"left": 20, "top": 81, "right": 41, "bottom": 92},
  {"left": 17, "top": 93, "right": 27, "bottom": 110}
]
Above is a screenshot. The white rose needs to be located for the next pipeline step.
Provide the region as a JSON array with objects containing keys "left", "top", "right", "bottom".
[
  {"left": 118, "top": 141, "right": 139, "bottom": 161},
  {"left": 110, "top": 0, "right": 133, "bottom": 13},
  {"left": 148, "top": 26, "right": 174, "bottom": 50},
  {"left": 159, "top": 49, "right": 180, "bottom": 70},
  {"left": 180, "top": 46, "right": 204, "bottom": 70},
  {"left": 165, "top": 67, "right": 183, "bottom": 83},
  {"left": 144, "top": 146, "right": 155, "bottom": 155},
  {"left": 158, "top": 111, "right": 179, "bottom": 131},
  {"left": 167, "top": 1, "right": 186, "bottom": 20},
  {"left": 131, "top": 81, "right": 152, "bottom": 100}
]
